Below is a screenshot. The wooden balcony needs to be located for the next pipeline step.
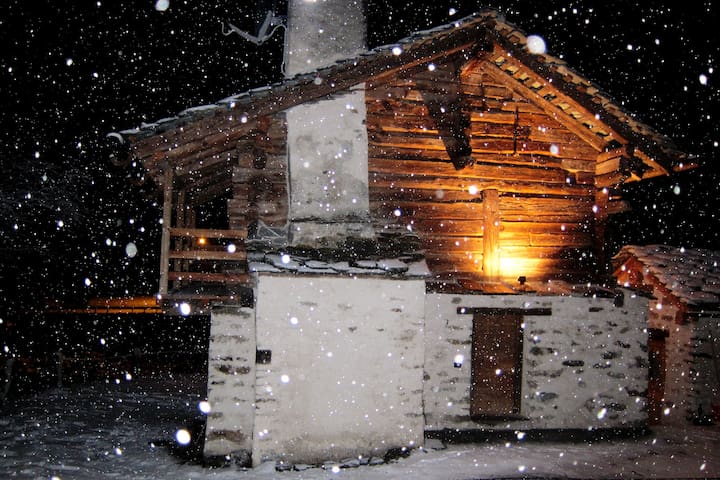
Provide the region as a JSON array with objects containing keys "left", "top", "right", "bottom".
[{"left": 159, "top": 227, "right": 251, "bottom": 304}]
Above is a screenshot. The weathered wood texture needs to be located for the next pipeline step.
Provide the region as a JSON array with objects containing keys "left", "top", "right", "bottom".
[
  {"left": 164, "top": 227, "right": 249, "bottom": 292},
  {"left": 228, "top": 114, "right": 289, "bottom": 230},
  {"left": 366, "top": 66, "right": 599, "bottom": 281},
  {"left": 154, "top": 54, "right": 638, "bottom": 287}
]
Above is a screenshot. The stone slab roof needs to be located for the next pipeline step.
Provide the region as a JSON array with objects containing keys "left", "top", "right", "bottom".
[{"left": 613, "top": 244, "right": 720, "bottom": 308}]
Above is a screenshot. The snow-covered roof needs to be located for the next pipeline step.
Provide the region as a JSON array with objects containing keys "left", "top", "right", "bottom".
[
  {"left": 247, "top": 251, "right": 430, "bottom": 278},
  {"left": 118, "top": 9, "right": 691, "bottom": 179},
  {"left": 613, "top": 244, "right": 720, "bottom": 308}
]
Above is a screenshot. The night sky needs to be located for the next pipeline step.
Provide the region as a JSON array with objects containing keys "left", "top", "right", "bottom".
[{"left": 1, "top": 0, "right": 718, "bottom": 316}]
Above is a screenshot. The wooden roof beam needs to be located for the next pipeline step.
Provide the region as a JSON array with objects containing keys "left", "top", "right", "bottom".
[
  {"left": 595, "top": 144, "right": 665, "bottom": 186},
  {"left": 416, "top": 62, "right": 474, "bottom": 169},
  {"left": 128, "top": 23, "right": 495, "bottom": 166}
]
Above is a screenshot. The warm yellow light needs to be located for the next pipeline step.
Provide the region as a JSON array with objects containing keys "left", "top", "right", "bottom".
[
  {"left": 198, "top": 237, "right": 207, "bottom": 246},
  {"left": 500, "top": 256, "right": 524, "bottom": 278},
  {"left": 497, "top": 254, "right": 549, "bottom": 280}
]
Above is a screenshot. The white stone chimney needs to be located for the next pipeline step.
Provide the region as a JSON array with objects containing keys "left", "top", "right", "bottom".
[{"left": 283, "top": 0, "right": 375, "bottom": 248}]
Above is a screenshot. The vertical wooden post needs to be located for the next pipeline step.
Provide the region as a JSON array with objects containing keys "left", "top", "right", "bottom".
[
  {"left": 175, "top": 189, "right": 187, "bottom": 277},
  {"left": 176, "top": 190, "right": 186, "bottom": 228},
  {"left": 159, "top": 166, "right": 173, "bottom": 296},
  {"left": 593, "top": 188, "right": 609, "bottom": 274},
  {"left": 482, "top": 189, "right": 500, "bottom": 279}
]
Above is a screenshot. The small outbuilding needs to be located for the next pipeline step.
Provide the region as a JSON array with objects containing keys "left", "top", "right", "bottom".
[{"left": 613, "top": 245, "right": 720, "bottom": 425}]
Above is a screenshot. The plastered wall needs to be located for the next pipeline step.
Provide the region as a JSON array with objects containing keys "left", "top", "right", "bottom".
[
  {"left": 424, "top": 291, "right": 649, "bottom": 432},
  {"left": 251, "top": 274, "right": 426, "bottom": 465},
  {"left": 204, "top": 306, "right": 256, "bottom": 463},
  {"left": 649, "top": 297, "right": 720, "bottom": 423}
]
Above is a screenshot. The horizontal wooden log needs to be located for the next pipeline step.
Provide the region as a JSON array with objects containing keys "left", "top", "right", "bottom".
[
  {"left": 168, "top": 250, "right": 247, "bottom": 261},
  {"left": 462, "top": 82, "right": 515, "bottom": 102},
  {"left": 168, "top": 271, "right": 250, "bottom": 284},
  {"left": 596, "top": 147, "right": 627, "bottom": 163},
  {"left": 604, "top": 199, "right": 631, "bottom": 215},
  {"left": 595, "top": 170, "right": 631, "bottom": 188},
  {"left": 169, "top": 227, "right": 248, "bottom": 239},
  {"left": 425, "top": 256, "right": 585, "bottom": 273},
  {"left": 369, "top": 157, "right": 570, "bottom": 184},
  {"left": 402, "top": 218, "right": 483, "bottom": 236},
  {"left": 561, "top": 158, "right": 596, "bottom": 173},
  {"left": 466, "top": 109, "right": 554, "bottom": 126},
  {"left": 465, "top": 96, "right": 545, "bottom": 115},
  {"left": 499, "top": 196, "right": 594, "bottom": 215},
  {"left": 421, "top": 236, "right": 484, "bottom": 251},
  {"left": 371, "top": 200, "right": 483, "bottom": 220},
  {"left": 501, "top": 243, "right": 593, "bottom": 256},
  {"left": 500, "top": 221, "right": 590, "bottom": 235},
  {"left": 499, "top": 229, "right": 592, "bottom": 245},
  {"left": 367, "top": 185, "right": 492, "bottom": 204},
  {"left": 595, "top": 156, "right": 629, "bottom": 176},
  {"left": 368, "top": 175, "right": 594, "bottom": 197}
]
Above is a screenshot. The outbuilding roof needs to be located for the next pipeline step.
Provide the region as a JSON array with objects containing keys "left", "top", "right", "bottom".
[{"left": 613, "top": 244, "right": 720, "bottom": 309}]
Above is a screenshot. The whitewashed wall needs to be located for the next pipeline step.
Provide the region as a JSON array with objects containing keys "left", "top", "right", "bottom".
[
  {"left": 695, "top": 316, "right": 720, "bottom": 419},
  {"left": 646, "top": 287, "right": 720, "bottom": 424},
  {"left": 283, "top": 0, "right": 366, "bottom": 77},
  {"left": 252, "top": 274, "right": 425, "bottom": 466},
  {"left": 650, "top": 296, "right": 720, "bottom": 424},
  {"left": 286, "top": 89, "right": 374, "bottom": 248},
  {"left": 424, "top": 291, "right": 649, "bottom": 431},
  {"left": 647, "top": 299, "right": 693, "bottom": 424},
  {"left": 204, "top": 306, "right": 256, "bottom": 463}
]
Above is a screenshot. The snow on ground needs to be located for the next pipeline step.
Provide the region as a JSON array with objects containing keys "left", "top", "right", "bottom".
[{"left": 1, "top": 373, "right": 719, "bottom": 479}]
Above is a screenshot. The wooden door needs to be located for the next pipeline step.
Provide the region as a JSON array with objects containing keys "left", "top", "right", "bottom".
[
  {"left": 647, "top": 328, "right": 668, "bottom": 424},
  {"left": 470, "top": 311, "right": 523, "bottom": 417}
]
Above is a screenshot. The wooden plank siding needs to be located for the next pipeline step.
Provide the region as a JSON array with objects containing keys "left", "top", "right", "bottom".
[
  {"left": 228, "top": 113, "right": 289, "bottom": 230},
  {"left": 366, "top": 65, "right": 599, "bottom": 282},
  {"left": 119, "top": 11, "right": 692, "bottom": 305}
]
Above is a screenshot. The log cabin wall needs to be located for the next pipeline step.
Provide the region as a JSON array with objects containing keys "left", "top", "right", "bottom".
[
  {"left": 228, "top": 113, "right": 289, "bottom": 232},
  {"left": 366, "top": 60, "right": 601, "bottom": 282}
]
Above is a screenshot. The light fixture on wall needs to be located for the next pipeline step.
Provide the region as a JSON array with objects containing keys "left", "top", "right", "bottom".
[
  {"left": 453, "top": 354, "right": 464, "bottom": 368},
  {"left": 518, "top": 276, "right": 527, "bottom": 292}
]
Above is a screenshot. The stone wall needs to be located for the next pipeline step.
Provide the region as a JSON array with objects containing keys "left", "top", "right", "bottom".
[
  {"left": 424, "top": 291, "right": 648, "bottom": 432},
  {"left": 647, "top": 299, "right": 693, "bottom": 424},
  {"left": 646, "top": 292, "right": 720, "bottom": 424},
  {"left": 652, "top": 308, "right": 720, "bottom": 423},
  {"left": 251, "top": 274, "right": 425, "bottom": 466},
  {"left": 694, "top": 316, "right": 720, "bottom": 420},
  {"left": 204, "top": 306, "right": 256, "bottom": 463}
]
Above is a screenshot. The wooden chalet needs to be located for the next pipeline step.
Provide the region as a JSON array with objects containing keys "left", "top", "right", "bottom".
[
  {"left": 116, "top": 10, "right": 691, "bottom": 312},
  {"left": 114, "top": 7, "right": 698, "bottom": 465}
]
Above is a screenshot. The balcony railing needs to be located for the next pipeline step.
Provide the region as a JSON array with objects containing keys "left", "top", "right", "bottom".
[{"left": 159, "top": 227, "right": 249, "bottom": 296}]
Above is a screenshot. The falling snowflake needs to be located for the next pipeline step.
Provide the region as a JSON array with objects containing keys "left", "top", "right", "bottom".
[
  {"left": 175, "top": 429, "right": 191, "bottom": 445},
  {"left": 155, "top": 0, "right": 170, "bottom": 12},
  {"left": 526, "top": 35, "right": 547, "bottom": 54},
  {"left": 125, "top": 242, "right": 138, "bottom": 258}
]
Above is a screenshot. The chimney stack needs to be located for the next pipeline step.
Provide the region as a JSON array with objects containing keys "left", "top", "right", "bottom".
[
  {"left": 283, "top": 0, "right": 366, "bottom": 77},
  {"left": 283, "top": 0, "right": 375, "bottom": 249}
]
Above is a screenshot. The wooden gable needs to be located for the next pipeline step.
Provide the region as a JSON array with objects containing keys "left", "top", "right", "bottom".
[{"left": 117, "top": 10, "right": 692, "bottom": 297}]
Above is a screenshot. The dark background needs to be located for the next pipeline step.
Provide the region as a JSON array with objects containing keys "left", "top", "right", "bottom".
[{"left": 1, "top": 1, "right": 718, "bottom": 352}]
